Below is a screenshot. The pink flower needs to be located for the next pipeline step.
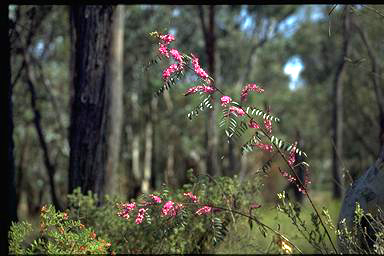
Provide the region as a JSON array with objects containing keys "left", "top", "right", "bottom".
[
  {"left": 264, "top": 118, "right": 272, "bottom": 134},
  {"left": 135, "top": 208, "right": 147, "bottom": 224},
  {"left": 196, "top": 206, "right": 212, "bottom": 215},
  {"left": 220, "top": 96, "right": 232, "bottom": 107},
  {"left": 288, "top": 142, "right": 297, "bottom": 167},
  {"left": 117, "top": 202, "right": 136, "bottom": 220},
  {"left": 162, "top": 63, "right": 183, "bottom": 80},
  {"left": 253, "top": 143, "right": 273, "bottom": 152},
  {"left": 183, "top": 192, "right": 198, "bottom": 203},
  {"left": 264, "top": 106, "right": 272, "bottom": 134},
  {"left": 170, "top": 48, "right": 183, "bottom": 63},
  {"left": 229, "top": 106, "right": 245, "bottom": 116},
  {"left": 279, "top": 169, "right": 296, "bottom": 183},
  {"left": 249, "top": 119, "right": 260, "bottom": 129},
  {"left": 149, "top": 194, "right": 162, "bottom": 204},
  {"left": 160, "top": 34, "right": 175, "bottom": 45},
  {"left": 158, "top": 43, "right": 169, "bottom": 58},
  {"left": 191, "top": 53, "right": 209, "bottom": 81},
  {"left": 162, "top": 201, "right": 178, "bottom": 217},
  {"left": 241, "top": 83, "right": 264, "bottom": 102},
  {"left": 184, "top": 85, "right": 216, "bottom": 96}
]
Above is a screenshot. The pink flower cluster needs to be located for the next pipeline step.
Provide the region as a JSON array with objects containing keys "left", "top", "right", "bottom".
[
  {"left": 241, "top": 83, "right": 264, "bottom": 102},
  {"left": 135, "top": 208, "right": 147, "bottom": 224},
  {"left": 149, "top": 194, "right": 162, "bottom": 204},
  {"left": 117, "top": 202, "right": 136, "bottom": 219},
  {"left": 195, "top": 206, "right": 212, "bottom": 215},
  {"left": 279, "top": 168, "right": 296, "bottom": 183},
  {"left": 162, "top": 63, "right": 183, "bottom": 80},
  {"left": 191, "top": 54, "right": 209, "bottom": 82},
  {"left": 158, "top": 43, "right": 169, "bottom": 58},
  {"left": 220, "top": 96, "right": 232, "bottom": 107},
  {"left": 183, "top": 192, "right": 198, "bottom": 203},
  {"left": 279, "top": 167, "right": 311, "bottom": 195},
  {"left": 170, "top": 48, "right": 183, "bottom": 63},
  {"left": 253, "top": 143, "right": 273, "bottom": 152},
  {"left": 162, "top": 201, "right": 183, "bottom": 217},
  {"left": 160, "top": 34, "right": 175, "bottom": 45},
  {"left": 249, "top": 119, "right": 260, "bottom": 129},
  {"left": 287, "top": 142, "right": 297, "bottom": 167},
  {"left": 185, "top": 85, "right": 216, "bottom": 96},
  {"left": 229, "top": 106, "right": 245, "bottom": 117},
  {"left": 264, "top": 118, "right": 272, "bottom": 134}
]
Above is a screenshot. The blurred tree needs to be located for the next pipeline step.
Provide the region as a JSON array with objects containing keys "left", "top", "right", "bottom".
[
  {"left": 2, "top": 5, "right": 18, "bottom": 255},
  {"left": 198, "top": 5, "right": 220, "bottom": 177},
  {"left": 331, "top": 5, "right": 351, "bottom": 199},
  {"left": 105, "top": 5, "right": 125, "bottom": 196},
  {"left": 68, "top": 6, "right": 116, "bottom": 203}
]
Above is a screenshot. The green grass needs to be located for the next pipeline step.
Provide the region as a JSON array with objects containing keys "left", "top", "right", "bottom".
[{"left": 213, "top": 190, "right": 341, "bottom": 254}]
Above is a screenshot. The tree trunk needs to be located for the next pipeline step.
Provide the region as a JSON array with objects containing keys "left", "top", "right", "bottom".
[
  {"left": 141, "top": 101, "right": 155, "bottom": 193},
  {"left": 2, "top": 5, "right": 18, "bottom": 254},
  {"left": 68, "top": 6, "right": 115, "bottom": 202},
  {"left": 331, "top": 6, "right": 351, "bottom": 199},
  {"left": 130, "top": 77, "right": 141, "bottom": 197},
  {"left": 198, "top": 5, "right": 220, "bottom": 177},
  {"left": 105, "top": 5, "right": 124, "bottom": 196}
]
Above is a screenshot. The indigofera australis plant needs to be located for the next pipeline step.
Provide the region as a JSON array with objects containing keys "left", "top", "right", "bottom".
[{"left": 116, "top": 31, "right": 338, "bottom": 253}]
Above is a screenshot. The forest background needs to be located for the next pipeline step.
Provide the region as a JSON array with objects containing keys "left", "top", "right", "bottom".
[{"left": 4, "top": 4, "right": 384, "bottom": 254}]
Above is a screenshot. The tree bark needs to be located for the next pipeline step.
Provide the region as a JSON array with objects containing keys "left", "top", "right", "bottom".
[
  {"left": 105, "top": 5, "right": 124, "bottom": 196},
  {"left": 68, "top": 6, "right": 115, "bottom": 202},
  {"left": 198, "top": 5, "right": 220, "bottom": 177},
  {"left": 331, "top": 6, "right": 351, "bottom": 199},
  {"left": 2, "top": 5, "right": 18, "bottom": 255}
]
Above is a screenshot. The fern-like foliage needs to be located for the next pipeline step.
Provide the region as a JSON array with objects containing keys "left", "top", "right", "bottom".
[
  {"left": 187, "top": 94, "right": 213, "bottom": 120},
  {"left": 259, "top": 158, "right": 274, "bottom": 174},
  {"left": 211, "top": 217, "right": 228, "bottom": 246},
  {"left": 155, "top": 70, "right": 184, "bottom": 97},
  {"left": 219, "top": 108, "right": 249, "bottom": 141},
  {"left": 143, "top": 54, "right": 164, "bottom": 72},
  {"left": 245, "top": 106, "right": 280, "bottom": 123},
  {"left": 241, "top": 132, "right": 263, "bottom": 154},
  {"left": 270, "top": 136, "right": 307, "bottom": 157}
]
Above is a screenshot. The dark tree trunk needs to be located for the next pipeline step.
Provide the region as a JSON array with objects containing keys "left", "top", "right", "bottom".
[
  {"left": 68, "top": 6, "right": 115, "bottom": 202},
  {"left": 198, "top": 5, "right": 220, "bottom": 177},
  {"left": 2, "top": 5, "right": 18, "bottom": 255},
  {"left": 331, "top": 6, "right": 351, "bottom": 199}
]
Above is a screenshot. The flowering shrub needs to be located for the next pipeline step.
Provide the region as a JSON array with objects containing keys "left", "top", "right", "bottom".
[
  {"left": 8, "top": 204, "right": 113, "bottom": 254},
  {"left": 140, "top": 31, "right": 342, "bottom": 253}
]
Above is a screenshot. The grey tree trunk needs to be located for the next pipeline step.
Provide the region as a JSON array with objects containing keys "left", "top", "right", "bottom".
[
  {"left": 68, "top": 6, "right": 115, "bottom": 202},
  {"left": 105, "top": 5, "right": 124, "bottom": 196},
  {"left": 141, "top": 98, "right": 156, "bottom": 193},
  {"left": 331, "top": 6, "right": 351, "bottom": 199},
  {"left": 130, "top": 86, "right": 141, "bottom": 193}
]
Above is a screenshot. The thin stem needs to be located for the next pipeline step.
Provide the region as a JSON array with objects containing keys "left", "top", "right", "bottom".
[{"left": 209, "top": 204, "right": 303, "bottom": 254}]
